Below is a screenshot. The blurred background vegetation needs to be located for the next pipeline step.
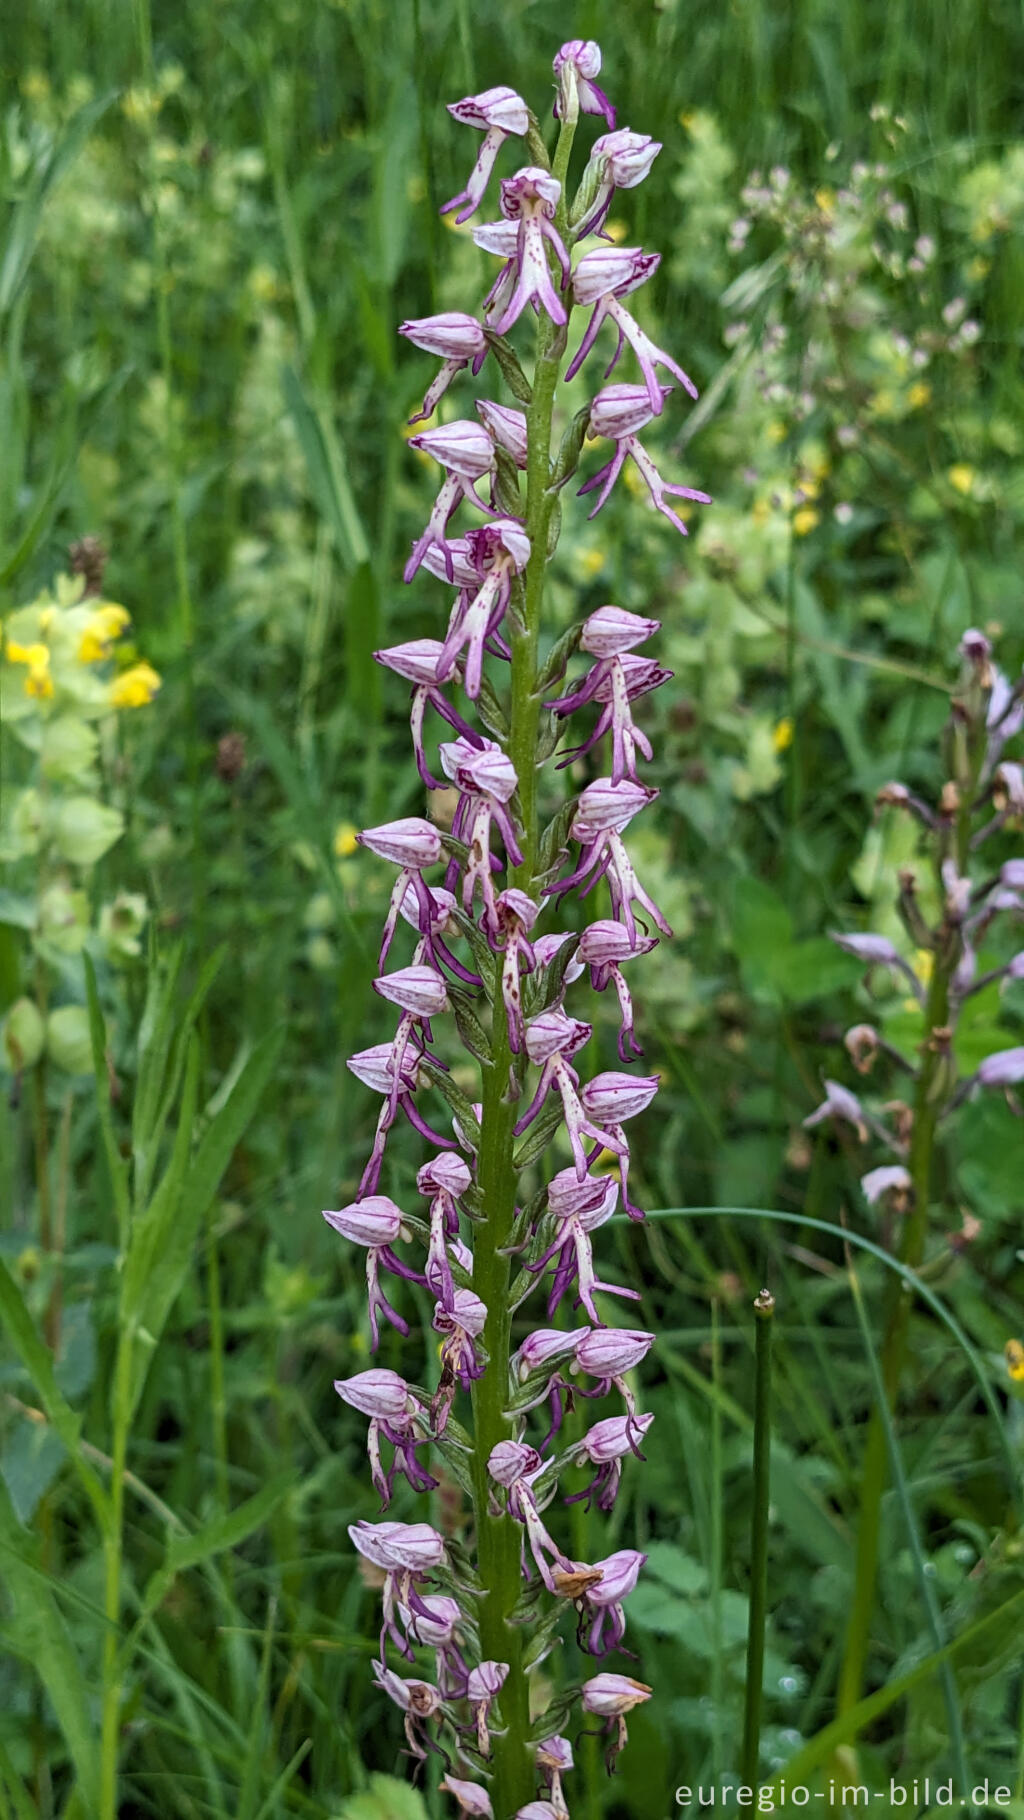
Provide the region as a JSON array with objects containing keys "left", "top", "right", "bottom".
[{"left": 2, "top": 0, "right": 1024, "bottom": 1815}]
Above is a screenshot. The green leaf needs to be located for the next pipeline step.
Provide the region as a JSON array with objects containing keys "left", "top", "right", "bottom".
[
  {"left": 51, "top": 795, "right": 124, "bottom": 867},
  {"left": 40, "top": 715, "right": 99, "bottom": 784},
  {"left": 730, "top": 875, "right": 792, "bottom": 1001},
  {"left": 0, "top": 1256, "right": 107, "bottom": 1528},
  {"left": 0, "top": 1736, "right": 39, "bottom": 1820},
  {"left": 281, "top": 363, "right": 369, "bottom": 570},
  {"left": 0, "top": 1478, "right": 101, "bottom": 1815},
  {"left": 0, "top": 92, "right": 114, "bottom": 315},
  {"left": 138, "top": 1475, "right": 294, "bottom": 1626},
  {"left": 337, "top": 1772, "right": 430, "bottom": 1820},
  {"left": 0, "top": 889, "right": 37, "bottom": 931},
  {"left": 768, "top": 934, "right": 860, "bottom": 1003},
  {"left": 121, "top": 1028, "right": 283, "bottom": 1418}
]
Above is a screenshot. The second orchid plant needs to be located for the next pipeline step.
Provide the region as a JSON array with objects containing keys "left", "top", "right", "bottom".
[{"left": 324, "top": 43, "right": 708, "bottom": 1820}]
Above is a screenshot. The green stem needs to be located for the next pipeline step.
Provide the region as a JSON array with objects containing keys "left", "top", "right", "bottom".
[
  {"left": 207, "top": 1218, "right": 230, "bottom": 1516},
  {"left": 740, "top": 1289, "right": 774, "bottom": 1789},
  {"left": 99, "top": 1334, "right": 132, "bottom": 1820},
  {"left": 468, "top": 124, "right": 575, "bottom": 1820}
]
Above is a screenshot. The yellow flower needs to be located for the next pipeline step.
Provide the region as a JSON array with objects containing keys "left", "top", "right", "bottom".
[
  {"left": 79, "top": 602, "right": 131, "bottom": 663},
  {"left": 792, "top": 506, "right": 820, "bottom": 537},
  {"left": 1006, "top": 1340, "right": 1024, "bottom": 1382},
  {"left": 814, "top": 186, "right": 836, "bottom": 215},
  {"left": 334, "top": 822, "right": 360, "bottom": 859},
  {"left": 578, "top": 548, "right": 606, "bottom": 579},
  {"left": 603, "top": 219, "right": 628, "bottom": 244},
  {"left": 907, "top": 381, "right": 931, "bottom": 409},
  {"left": 948, "top": 463, "right": 975, "bottom": 497},
  {"left": 6, "top": 640, "right": 54, "bottom": 698},
  {"left": 110, "top": 662, "right": 161, "bottom": 708},
  {"left": 772, "top": 717, "right": 794, "bottom": 753},
  {"left": 765, "top": 420, "right": 787, "bottom": 446}
]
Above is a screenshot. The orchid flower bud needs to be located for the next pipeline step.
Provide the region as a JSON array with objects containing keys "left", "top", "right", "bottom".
[
  {"left": 577, "top": 1411, "right": 654, "bottom": 1463},
  {"left": 515, "top": 1327, "right": 590, "bottom": 1379},
  {"left": 373, "top": 965, "right": 450, "bottom": 1018},
  {"left": 400, "top": 312, "right": 487, "bottom": 361},
  {"left": 580, "top": 605, "right": 660, "bottom": 657},
  {"left": 439, "top": 1775, "right": 495, "bottom": 1818},
  {"left": 553, "top": 40, "right": 615, "bottom": 128},
  {"left": 441, "top": 736, "right": 519, "bottom": 802},
  {"left": 408, "top": 421, "right": 497, "bottom": 480},
  {"left": 580, "top": 1672, "right": 652, "bottom": 1716},
  {"left": 572, "top": 244, "right": 659, "bottom": 305},
  {"left": 334, "top": 1369, "right": 416, "bottom": 1421},
  {"left": 575, "top": 1328, "right": 654, "bottom": 1378},
  {"left": 417, "top": 1153, "right": 473, "bottom": 1197},
  {"left": 323, "top": 1196, "right": 404, "bottom": 1247},
  {"left": 572, "top": 778, "right": 656, "bottom": 835},
  {"left": 476, "top": 399, "right": 529, "bottom": 468},
  {"left": 536, "top": 1735, "right": 574, "bottom": 1774},
  {"left": 358, "top": 819, "right": 442, "bottom": 869},
  {"left": 488, "top": 1441, "right": 543, "bottom": 1486},
  {"left": 348, "top": 1519, "right": 446, "bottom": 1573},
  {"left": 547, "top": 1167, "right": 618, "bottom": 1225},
  {"left": 524, "top": 1009, "right": 591, "bottom": 1064},
  {"left": 580, "top": 1072, "right": 659, "bottom": 1123},
  {"left": 588, "top": 384, "right": 664, "bottom": 440}
]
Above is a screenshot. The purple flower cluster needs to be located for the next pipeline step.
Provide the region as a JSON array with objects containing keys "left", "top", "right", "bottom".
[
  {"left": 324, "top": 42, "right": 704, "bottom": 1817},
  {"left": 804, "top": 629, "right": 1024, "bottom": 1218}
]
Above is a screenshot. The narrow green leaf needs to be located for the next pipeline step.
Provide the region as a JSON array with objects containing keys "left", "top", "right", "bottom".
[
  {"left": 119, "top": 1038, "right": 200, "bottom": 1419},
  {"left": 249, "top": 1740, "right": 312, "bottom": 1820},
  {"left": 138, "top": 1475, "right": 293, "bottom": 1629},
  {"left": 0, "top": 1735, "right": 39, "bottom": 1820},
  {"left": 237, "top": 1601, "right": 277, "bottom": 1820},
  {"left": 0, "top": 1258, "right": 107, "bottom": 1529},
  {"left": 0, "top": 93, "right": 114, "bottom": 315},
  {"left": 282, "top": 363, "right": 369, "bottom": 569},
  {"left": 0, "top": 1482, "right": 101, "bottom": 1815},
  {"left": 122, "top": 1029, "right": 283, "bottom": 1418},
  {"left": 135, "top": 946, "right": 225, "bottom": 1207}
]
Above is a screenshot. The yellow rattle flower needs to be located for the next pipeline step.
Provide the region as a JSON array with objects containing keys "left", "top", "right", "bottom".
[
  {"left": 6, "top": 640, "right": 54, "bottom": 699},
  {"left": 110, "top": 662, "right": 162, "bottom": 708},
  {"left": 79, "top": 603, "right": 131, "bottom": 663}
]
